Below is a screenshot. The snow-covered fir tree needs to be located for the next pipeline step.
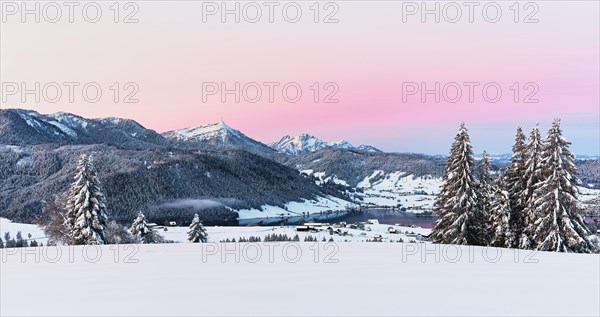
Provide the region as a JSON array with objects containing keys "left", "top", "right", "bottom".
[
  {"left": 476, "top": 151, "right": 493, "bottom": 245},
  {"left": 188, "top": 214, "right": 208, "bottom": 243},
  {"left": 431, "top": 123, "right": 481, "bottom": 245},
  {"left": 15, "top": 231, "right": 26, "bottom": 248},
  {"left": 489, "top": 172, "right": 514, "bottom": 248},
  {"left": 506, "top": 127, "right": 528, "bottom": 247},
  {"left": 519, "top": 125, "right": 544, "bottom": 249},
  {"left": 530, "top": 119, "right": 594, "bottom": 252},
  {"left": 65, "top": 154, "right": 108, "bottom": 245},
  {"left": 130, "top": 212, "right": 153, "bottom": 244}
]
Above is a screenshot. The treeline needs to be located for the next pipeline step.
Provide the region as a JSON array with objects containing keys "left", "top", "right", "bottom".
[
  {"left": 277, "top": 148, "right": 447, "bottom": 187},
  {"left": 431, "top": 120, "right": 598, "bottom": 253},
  {"left": 0, "top": 232, "right": 42, "bottom": 248},
  {"left": 219, "top": 235, "right": 334, "bottom": 243},
  {"left": 35, "top": 154, "right": 207, "bottom": 246},
  {"left": 0, "top": 144, "right": 338, "bottom": 224}
]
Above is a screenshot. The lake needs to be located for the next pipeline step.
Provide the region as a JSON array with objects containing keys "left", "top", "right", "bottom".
[
  {"left": 232, "top": 212, "right": 598, "bottom": 229},
  {"left": 238, "top": 209, "right": 438, "bottom": 228}
]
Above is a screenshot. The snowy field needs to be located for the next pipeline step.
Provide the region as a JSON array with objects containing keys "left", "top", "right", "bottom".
[
  {"left": 0, "top": 217, "right": 429, "bottom": 245},
  {"left": 355, "top": 172, "right": 441, "bottom": 210},
  {"left": 163, "top": 222, "right": 430, "bottom": 243},
  {"left": 1, "top": 243, "right": 598, "bottom": 316},
  {"left": 280, "top": 171, "right": 599, "bottom": 215},
  {"left": 580, "top": 186, "right": 600, "bottom": 202},
  {"left": 236, "top": 173, "right": 444, "bottom": 220},
  {"left": 236, "top": 195, "right": 355, "bottom": 219},
  {"left": 0, "top": 218, "right": 47, "bottom": 245}
]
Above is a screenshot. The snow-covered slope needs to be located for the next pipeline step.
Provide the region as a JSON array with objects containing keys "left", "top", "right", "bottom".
[
  {"left": 0, "top": 217, "right": 47, "bottom": 245},
  {"left": 300, "top": 168, "right": 442, "bottom": 211},
  {"left": 1, "top": 243, "right": 598, "bottom": 316},
  {"left": 356, "top": 171, "right": 441, "bottom": 210},
  {"left": 1, "top": 216, "right": 427, "bottom": 245},
  {"left": 163, "top": 121, "right": 235, "bottom": 143},
  {"left": 163, "top": 120, "right": 274, "bottom": 154},
  {"left": 355, "top": 144, "right": 382, "bottom": 152},
  {"left": 0, "top": 109, "right": 169, "bottom": 148},
  {"left": 301, "top": 167, "right": 599, "bottom": 211},
  {"left": 270, "top": 133, "right": 381, "bottom": 155},
  {"left": 236, "top": 195, "right": 356, "bottom": 219}
]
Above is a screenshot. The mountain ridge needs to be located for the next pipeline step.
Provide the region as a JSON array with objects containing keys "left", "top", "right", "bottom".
[
  {"left": 0, "top": 109, "right": 346, "bottom": 223},
  {"left": 162, "top": 120, "right": 275, "bottom": 155},
  {"left": 1, "top": 108, "right": 598, "bottom": 225},
  {"left": 0, "top": 108, "right": 171, "bottom": 149},
  {"left": 269, "top": 133, "right": 382, "bottom": 155}
]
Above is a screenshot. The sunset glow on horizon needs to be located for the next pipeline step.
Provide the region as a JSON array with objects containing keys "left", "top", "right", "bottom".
[{"left": 2, "top": 1, "right": 598, "bottom": 155}]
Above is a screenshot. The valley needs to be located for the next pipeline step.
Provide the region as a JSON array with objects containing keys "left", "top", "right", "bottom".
[{"left": 1, "top": 109, "right": 598, "bottom": 227}]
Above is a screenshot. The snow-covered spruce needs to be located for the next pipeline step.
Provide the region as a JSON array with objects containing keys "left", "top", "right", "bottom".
[
  {"left": 476, "top": 151, "right": 493, "bottom": 245},
  {"left": 530, "top": 119, "right": 595, "bottom": 253},
  {"left": 489, "top": 172, "right": 515, "bottom": 248},
  {"left": 431, "top": 123, "right": 482, "bottom": 245},
  {"left": 505, "top": 127, "right": 528, "bottom": 247},
  {"left": 130, "top": 212, "right": 154, "bottom": 244},
  {"left": 64, "top": 154, "right": 108, "bottom": 245},
  {"left": 188, "top": 214, "right": 208, "bottom": 243},
  {"left": 519, "top": 125, "right": 544, "bottom": 249}
]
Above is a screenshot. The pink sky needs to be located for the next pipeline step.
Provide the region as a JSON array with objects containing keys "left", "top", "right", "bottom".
[{"left": 1, "top": 1, "right": 598, "bottom": 154}]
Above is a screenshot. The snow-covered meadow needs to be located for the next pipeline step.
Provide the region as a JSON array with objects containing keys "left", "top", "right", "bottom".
[
  {"left": 0, "top": 217, "right": 428, "bottom": 245},
  {"left": 0, "top": 218, "right": 47, "bottom": 245},
  {"left": 1, "top": 170, "right": 598, "bottom": 316},
  {"left": 236, "top": 195, "right": 355, "bottom": 219},
  {"left": 356, "top": 172, "right": 441, "bottom": 209},
  {"left": 235, "top": 172, "right": 444, "bottom": 220},
  {"left": 271, "top": 170, "right": 599, "bottom": 218},
  {"left": 1, "top": 242, "right": 598, "bottom": 316}
]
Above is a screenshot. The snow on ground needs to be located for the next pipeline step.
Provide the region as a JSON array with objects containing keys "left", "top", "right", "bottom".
[
  {"left": 0, "top": 217, "right": 427, "bottom": 245},
  {"left": 579, "top": 186, "right": 600, "bottom": 202},
  {"left": 0, "top": 145, "right": 26, "bottom": 153},
  {"left": 357, "top": 171, "right": 441, "bottom": 211},
  {"left": 298, "top": 170, "right": 442, "bottom": 212},
  {"left": 300, "top": 169, "right": 349, "bottom": 186},
  {"left": 49, "top": 112, "right": 89, "bottom": 129},
  {"left": 353, "top": 170, "right": 597, "bottom": 211},
  {"left": 236, "top": 195, "right": 356, "bottom": 219},
  {"left": 0, "top": 218, "right": 47, "bottom": 245},
  {"left": 46, "top": 120, "right": 78, "bottom": 137},
  {"left": 1, "top": 243, "right": 598, "bottom": 316},
  {"left": 161, "top": 222, "right": 430, "bottom": 243}
]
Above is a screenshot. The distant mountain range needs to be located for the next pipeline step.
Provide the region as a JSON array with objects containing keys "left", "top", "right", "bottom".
[
  {"left": 0, "top": 109, "right": 169, "bottom": 148},
  {"left": 162, "top": 121, "right": 382, "bottom": 155},
  {"left": 0, "top": 109, "right": 333, "bottom": 223},
  {"left": 269, "top": 133, "right": 381, "bottom": 155},
  {"left": 1, "top": 108, "right": 598, "bottom": 224}
]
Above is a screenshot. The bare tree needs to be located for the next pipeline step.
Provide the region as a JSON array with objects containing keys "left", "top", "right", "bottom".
[{"left": 36, "top": 194, "right": 70, "bottom": 245}]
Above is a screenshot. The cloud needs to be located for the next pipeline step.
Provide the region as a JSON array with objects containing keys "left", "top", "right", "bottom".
[{"left": 160, "top": 198, "right": 240, "bottom": 210}]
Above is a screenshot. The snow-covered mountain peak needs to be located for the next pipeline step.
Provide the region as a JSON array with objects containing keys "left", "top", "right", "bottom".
[
  {"left": 330, "top": 140, "right": 353, "bottom": 149},
  {"left": 162, "top": 120, "right": 275, "bottom": 154},
  {"left": 269, "top": 134, "right": 326, "bottom": 155},
  {"left": 163, "top": 120, "right": 239, "bottom": 142},
  {"left": 270, "top": 133, "right": 381, "bottom": 155}
]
